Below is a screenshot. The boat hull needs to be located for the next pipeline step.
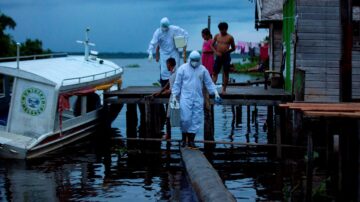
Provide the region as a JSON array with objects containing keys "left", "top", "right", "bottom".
[{"left": 0, "top": 113, "right": 106, "bottom": 159}]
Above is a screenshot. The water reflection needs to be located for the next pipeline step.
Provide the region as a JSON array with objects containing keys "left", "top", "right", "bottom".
[{"left": 0, "top": 59, "right": 331, "bottom": 201}]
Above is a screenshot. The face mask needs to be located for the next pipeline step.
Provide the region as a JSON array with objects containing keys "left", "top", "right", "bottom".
[
  {"left": 161, "top": 27, "right": 169, "bottom": 32},
  {"left": 190, "top": 61, "right": 200, "bottom": 68}
]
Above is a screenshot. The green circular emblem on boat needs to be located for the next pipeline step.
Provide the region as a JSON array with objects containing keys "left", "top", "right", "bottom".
[{"left": 21, "top": 87, "right": 46, "bottom": 116}]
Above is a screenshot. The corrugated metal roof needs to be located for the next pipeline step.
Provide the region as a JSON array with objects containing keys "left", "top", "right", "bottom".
[
  {"left": 257, "top": 0, "right": 283, "bottom": 21},
  {"left": 0, "top": 56, "right": 123, "bottom": 86}
]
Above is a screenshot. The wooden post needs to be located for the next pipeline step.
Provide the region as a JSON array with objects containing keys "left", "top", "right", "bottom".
[
  {"left": 126, "top": 104, "right": 138, "bottom": 138},
  {"left": 235, "top": 105, "right": 242, "bottom": 126},
  {"left": 247, "top": 105, "right": 251, "bottom": 134},
  {"left": 306, "top": 131, "right": 314, "bottom": 202},
  {"left": 207, "top": 15, "right": 211, "bottom": 30},
  {"left": 204, "top": 89, "right": 214, "bottom": 144},
  {"left": 267, "top": 106, "right": 274, "bottom": 143},
  {"left": 340, "top": 0, "right": 353, "bottom": 102},
  {"left": 275, "top": 114, "right": 282, "bottom": 159},
  {"left": 333, "top": 134, "right": 341, "bottom": 193},
  {"left": 358, "top": 120, "right": 360, "bottom": 201},
  {"left": 252, "top": 105, "right": 258, "bottom": 124},
  {"left": 144, "top": 98, "right": 152, "bottom": 138},
  {"left": 138, "top": 104, "right": 146, "bottom": 136}
]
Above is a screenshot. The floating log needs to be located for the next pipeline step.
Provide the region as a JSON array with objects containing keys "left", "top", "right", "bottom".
[{"left": 180, "top": 147, "right": 236, "bottom": 202}]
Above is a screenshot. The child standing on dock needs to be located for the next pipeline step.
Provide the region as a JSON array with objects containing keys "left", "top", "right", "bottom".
[
  {"left": 212, "top": 22, "right": 236, "bottom": 94},
  {"left": 153, "top": 58, "right": 177, "bottom": 139},
  {"left": 201, "top": 28, "right": 214, "bottom": 75}
]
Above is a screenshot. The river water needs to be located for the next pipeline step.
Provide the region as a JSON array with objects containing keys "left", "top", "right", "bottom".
[{"left": 0, "top": 58, "right": 317, "bottom": 201}]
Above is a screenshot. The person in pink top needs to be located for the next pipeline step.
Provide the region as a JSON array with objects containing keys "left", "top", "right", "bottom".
[{"left": 201, "top": 28, "right": 215, "bottom": 75}]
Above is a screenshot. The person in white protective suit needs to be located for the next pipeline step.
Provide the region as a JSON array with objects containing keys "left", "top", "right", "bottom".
[
  {"left": 148, "top": 17, "right": 189, "bottom": 87},
  {"left": 171, "top": 51, "right": 221, "bottom": 148}
]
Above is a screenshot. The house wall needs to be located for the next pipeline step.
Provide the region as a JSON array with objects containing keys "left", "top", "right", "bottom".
[
  {"left": 270, "top": 23, "right": 283, "bottom": 71},
  {"left": 353, "top": 51, "right": 360, "bottom": 99},
  {"left": 296, "top": 0, "right": 341, "bottom": 102}
]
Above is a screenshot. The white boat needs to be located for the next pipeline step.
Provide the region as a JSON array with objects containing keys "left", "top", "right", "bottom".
[{"left": 0, "top": 30, "right": 124, "bottom": 159}]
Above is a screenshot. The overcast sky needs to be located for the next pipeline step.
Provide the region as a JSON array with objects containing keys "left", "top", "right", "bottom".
[{"left": 0, "top": 0, "right": 267, "bottom": 53}]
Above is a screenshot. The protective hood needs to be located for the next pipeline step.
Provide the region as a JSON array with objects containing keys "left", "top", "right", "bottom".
[
  {"left": 189, "top": 51, "right": 201, "bottom": 68},
  {"left": 160, "top": 17, "right": 170, "bottom": 32}
]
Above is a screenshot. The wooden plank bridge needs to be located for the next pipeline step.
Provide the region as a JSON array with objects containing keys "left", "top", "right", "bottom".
[{"left": 104, "top": 86, "right": 292, "bottom": 105}]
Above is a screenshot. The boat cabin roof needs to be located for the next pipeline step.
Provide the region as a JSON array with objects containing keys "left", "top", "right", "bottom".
[{"left": 0, "top": 55, "right": 123, "bottom": 87}]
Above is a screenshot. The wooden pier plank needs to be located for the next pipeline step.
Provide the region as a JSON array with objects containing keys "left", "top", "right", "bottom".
[
  {"left": 105, "top": 86, "right": 292, "bottom": 106},
  {"left": 304, "top": 111, "right": 360, "bottom": 118}
]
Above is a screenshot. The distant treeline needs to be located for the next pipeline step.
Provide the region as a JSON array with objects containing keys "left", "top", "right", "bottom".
[
  {"left": 68, "top": 51, "right": 245, "bottom": 59},
  {"left": 0, "top": 12, "right": 50, "bottom": 57}
]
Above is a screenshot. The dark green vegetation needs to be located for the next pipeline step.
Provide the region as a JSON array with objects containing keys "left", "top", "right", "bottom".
[{"left": 0, "top": 12, "right": 50, "bottom": 57}]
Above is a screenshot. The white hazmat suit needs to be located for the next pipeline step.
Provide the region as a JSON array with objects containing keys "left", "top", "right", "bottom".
[
  {"left": 171, "top": 59, "right": 218, "bottom": 134},
  {"left": 148, "top": 18, "right": 188, "bottom": 80}
]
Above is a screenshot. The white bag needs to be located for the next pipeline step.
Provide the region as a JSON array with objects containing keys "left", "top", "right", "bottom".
[{"left": 169, "top": 96, "right": 181, "bottom": 127}]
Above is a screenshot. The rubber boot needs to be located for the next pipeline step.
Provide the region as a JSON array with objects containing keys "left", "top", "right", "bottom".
[
  {"left": 188, "top": 133, "right": 197, "bottom": 149},
  {"left": 181, "top": 133, "right": 187, "bottom": 147}
]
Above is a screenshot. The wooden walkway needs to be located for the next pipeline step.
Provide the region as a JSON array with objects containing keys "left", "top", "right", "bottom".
[
  {"left": 104, "top": 86, "right": 292, "bottom": 106},
  {"left": 280, "top": 102, "right": 360, "bottom": 118}
]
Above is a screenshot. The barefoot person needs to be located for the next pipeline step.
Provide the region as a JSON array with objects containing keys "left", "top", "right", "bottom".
[
  {"left": 201, "top": 28, "right": 214, "bottom": 75},
  {"left": 212, "top": 22, "right": 235, "bottom": 94},
  {"left": 153, "top": 58, "right": 177, "bottom": 139},
  {"left": 171, "top": 51, "right": 221, "bottom": 148}
]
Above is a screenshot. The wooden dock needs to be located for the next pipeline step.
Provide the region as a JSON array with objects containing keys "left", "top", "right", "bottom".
[
  {"left": 104, "top": 85, "right": 292, "bottom": 155},
  {"left": 280, "top": 102, "right": 360, "bottom": 200},
  {"left": 104, "top": 86, "right": 292, "bottom": 106}
]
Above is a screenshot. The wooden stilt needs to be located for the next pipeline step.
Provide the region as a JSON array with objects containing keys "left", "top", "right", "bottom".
[
  {"left": 306, "top": 131, "right": 314, "bottom": 202},
  {"left": 358, "top": 120, "right": 360, "bottom": 201},
  {"left": 247, "top": 105, "right": 251, "bottom": 133},
  {"left": 333, "top": 134, "right": 341, "bottom": 194},
  {"left": 235, "top": 105, "right": 242, "bottom": 126},
  {"left": 144, "top": 98, "right": 151, "bottom": 138},
  {"left": 275, "top": 114, "right": 281, "bottom": 159},
  {"left": 267, "top": 106, "right": 274, "bottom": 143},
  {"left": 204, "top": 90, "right": 214, "bottom": 141},
  {"left": 126, "top": 104, "right": 137, "bottom": 137},
  {"left": 252, "top": 105, "right": 258, "bottom": 124}
]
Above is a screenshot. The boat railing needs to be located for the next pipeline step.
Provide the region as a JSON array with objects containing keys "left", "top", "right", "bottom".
[
  {"left": 61, "top": 68, "right": 123, "bottom": 86},
  {"left": 0, "top": 53, "right": 68, "bottom": 62}
]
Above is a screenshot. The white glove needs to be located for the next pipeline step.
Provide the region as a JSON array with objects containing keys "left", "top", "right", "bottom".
[
  {"left": 170, "top": 95, "right": 180, "bottom": 109},
  {"left": 214, "top": 91, "right": 222, "bottom": 104},
  {"left": 148, "top": 53, "right": 153, "bottom": 62}
]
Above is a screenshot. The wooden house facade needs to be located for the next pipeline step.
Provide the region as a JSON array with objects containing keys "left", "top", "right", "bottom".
[
  {"left": 283, "top": 0, "right": 360, "bottom": 102},
  {"left": 255, "top": 0, "right": 283, "bottom": 72},
  {"left": 257, "top": 0, "right": 360, "bottom": 102}
]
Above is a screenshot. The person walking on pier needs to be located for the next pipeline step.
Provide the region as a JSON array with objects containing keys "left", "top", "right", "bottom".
[
  {"left": 148, "top": 17, "right": 188, "bottom": 87},
  {"left": 212, "top": 22, "right": 236, "bottom": 94},
  {"left": 171, "top": 51, "right": 221, "bottom": 148}
]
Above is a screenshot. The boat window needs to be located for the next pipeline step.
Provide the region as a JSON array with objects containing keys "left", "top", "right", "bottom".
[
  {"left": 60, "top": 93, "right": 101, "bottom": 122},
  {"left": 60, "top": 95, "right": 78, "bottom": 120},
  {"left": 74, "top": 93, "right": 101, "bottom": 116}
]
